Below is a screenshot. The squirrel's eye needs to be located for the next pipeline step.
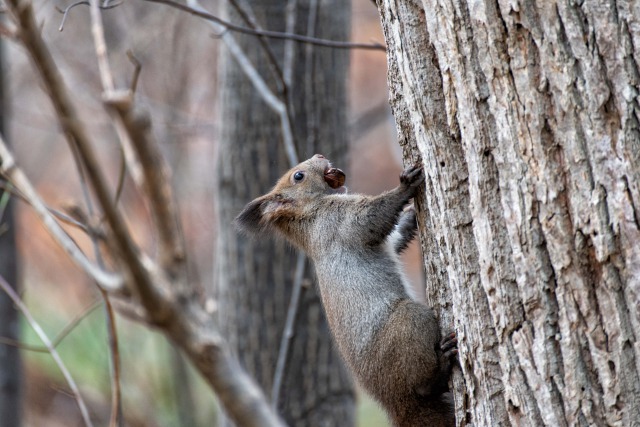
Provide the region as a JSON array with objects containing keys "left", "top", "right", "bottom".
[{"left": 293, "top": 171, "right": 305, "bottom": 182}]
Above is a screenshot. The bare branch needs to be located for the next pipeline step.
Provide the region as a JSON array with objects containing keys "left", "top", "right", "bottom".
[
  {"left": 282, "top": 0, "right": 297, "bottom": 87},
  {"left": 142, "top": 0, "right": 386, "bottom": 51},
  {"left": 68, "top": 127, "right": 124, "bottom": 427},
  {"left": 271, "top": 253, "right": 306, "bottom": 408},
  {"left": 0, "top": 181, "right": 92, "bottom": 233},
  {"left": 0, "top": 299, "right": 101, "bottom": 353},
  {"left": 222, "top": 0, "right": 302, "bottom": 170},
  {"left": 88, "top": 0, "right": 115, "bottom": 91},
  {"left": 104, "top": 94, "right": 186, "bottom": 274},
  {"left": 303, "top": 0, "right": 319, "bottom": 152},
  {"left": 185, "top": 0, "right": 299, "bottom": 165},
  {"left": 0, "top": 274, "right": 94, "bottom": 427},
  {"left": 102, "top": 295, "right": 124, "bottom": 427},
  {"left": 7, "top": 1, "right": 291, "bottom": 425},
  {"left": 82, "top": 3, "right": 286, "bottom": 425},
  {"left": 172, "top": 309, "right": 287, "bottom": 427},
  {"left": 125, "top": 50, "right": 141, "bottom": 94},
  {"left": 114, "top": 145, "right": 126, "bottom": 205},
  {"left": 270, "top": 0, "right": 320, "bottom": 407},
  {"left": 56, "top": 1, "right": 121, "bottom": 32},
  {"left": 85, "top": 0, "right": 184, "bottom": 275},
  {"left": 0, "top": 136, "right": 123, "bottom": 291},
  {"left": 226, "top": 0, "right": 287, "bottom": 95},
  {"left": 5, "top": 0, "right": 169, "bottom": 323}
]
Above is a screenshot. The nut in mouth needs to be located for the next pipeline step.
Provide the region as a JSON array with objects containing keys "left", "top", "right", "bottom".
[{"left": 323, "top": 165, "right": 346, "bottom": 189}]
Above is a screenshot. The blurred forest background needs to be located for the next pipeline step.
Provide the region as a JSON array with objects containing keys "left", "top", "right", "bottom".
[{"left": 1, "top": 0, "right": 423, "bottom": 425}]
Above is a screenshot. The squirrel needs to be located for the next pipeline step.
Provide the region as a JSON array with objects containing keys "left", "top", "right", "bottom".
[{"left": 236, "top": 154, "right": 457, "bottom": 427}]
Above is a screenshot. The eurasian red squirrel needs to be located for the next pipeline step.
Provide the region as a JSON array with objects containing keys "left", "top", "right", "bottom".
[{"left": 236, "top": 154, "right": 457, "bottom": 426}]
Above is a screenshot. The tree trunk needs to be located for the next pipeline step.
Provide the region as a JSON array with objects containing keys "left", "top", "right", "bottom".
[
  {"left": 377, "top": 0, "right": 640, "bottom": 425},
  {"left": 214, "top": 0, "right": 356, "bottom": 426},
  {"left": 0, "top": 38, "right": 22, "bottom": 427}
]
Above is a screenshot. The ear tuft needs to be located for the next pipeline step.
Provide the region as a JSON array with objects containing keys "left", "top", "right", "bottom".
[
  {"left": 235, "top": 198, "right": 267, "bottom": 235},
  {"left": 236, "top": 194, "right": 298, "bottom": 235}
]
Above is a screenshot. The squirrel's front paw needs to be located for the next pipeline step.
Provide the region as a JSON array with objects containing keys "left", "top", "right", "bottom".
[
  {"left": 399, "top": 162, "right": 425, "bottom": 196},
  {"left": 439, "top": 331, "right": 458, "bottom": 373},
  {"left": 441, "top": 332, "right": 458, "bottom": 359}
]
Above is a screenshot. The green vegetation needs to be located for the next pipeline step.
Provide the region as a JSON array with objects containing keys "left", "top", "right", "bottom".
[
  {"left": 20, "top": 294, "right": 217, "bottom": 426},
  {"left": 19, "top": 291, "right": 388, "bottom": 425}
]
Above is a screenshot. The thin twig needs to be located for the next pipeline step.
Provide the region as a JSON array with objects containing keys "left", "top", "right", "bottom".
[
  {"left": 0, "top": 136, "right": 123, "bottom": 291},
  {"left": 271, "top": 252, "right": 306, "bottom": 409},
  {"left": 303, "top": 0, "right": 319, "bottom": 153},
  {"left": 271, "top": 0, "right": 323, "bottom": 405},
  {"left": 6, "top": 2, "right": 287, "bottom": 425},
  {"left": 281, "top": 0, "right": 297, "bottom": 151},
  {"left": 68, "top": 141, "right": 124, "bottom": 427},
  {"left": 88, "top": 0, "right": 115, "bottom": 91},
  {"left": 285, "top": 2, "right": 300, "bottom": 85},
  {"left": 142, "top": 0, "right": 386, "bottom": 51},
  {"left": 82, "top": 6, "right": 176, "bottom": 423},
  {"left": 107, "top": 100, "right": 185, "bottom": 272},
  {"left": 125, "top": 50, "right": 141, "bottom": 94},
  {"left": 175, "top": 315, "right": 287, "bottom": 427},
  {"left": 6, "top": 0, "right": 166, "bottom": 320},
  {"left": 0, "top": 181, "right": 92, "bottom": 233},
  {"left": 102, "top": 295, "right": 123, "bottom": 427},
  {"left": 0, "top": 274, "right": 95, "bottom": 427},
  {"left": 114, "top": 145, "right": 126, "bottom": 205},
  {"left": 226, "top": 0, "right": 287, "bottom": 95},
  {"left": 0, "top": 300, "right": 101, "bottom": 353},
  {"left": 225, "top": 0, "right": 299, "bottom": 157},
  {"left": 186, "top": 0, "right": 298, "bottom": 165},
  {"left": 86, "top": 0, "right": 184, "bottom": 275},
  {"left": 56, "top": 1, "right": 122, "bottom": 32}
]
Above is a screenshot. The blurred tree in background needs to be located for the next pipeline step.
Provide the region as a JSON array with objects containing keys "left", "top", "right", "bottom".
[{"left": 214, "top": 0, "right": 356, "bottom": 425}]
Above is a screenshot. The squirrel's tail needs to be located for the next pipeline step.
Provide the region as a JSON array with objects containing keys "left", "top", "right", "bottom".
[{"left": 391, "top": 392, "right": 455, "bottom": 427}]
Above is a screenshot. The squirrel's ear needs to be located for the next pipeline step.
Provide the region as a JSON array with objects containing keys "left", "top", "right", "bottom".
[
  {"left": 235, "top": 194, "right": 297, "bottom": 235},
  {"left": 235, "top": 197, "right": 267, "bottom": 235}
]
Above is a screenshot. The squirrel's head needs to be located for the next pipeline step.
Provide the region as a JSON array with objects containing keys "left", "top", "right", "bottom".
[{"left": 235, "top": 154, "right": 346, "bottom": 235}]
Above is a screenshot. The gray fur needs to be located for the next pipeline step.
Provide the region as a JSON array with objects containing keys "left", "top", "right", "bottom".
[{"left": 236, "top": 155, "right": 457, "bottom": 427}]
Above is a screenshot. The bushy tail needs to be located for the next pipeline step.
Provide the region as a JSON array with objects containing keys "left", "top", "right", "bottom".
[{"left": 392, "top": 392, "right": 455, "bottom": 427}]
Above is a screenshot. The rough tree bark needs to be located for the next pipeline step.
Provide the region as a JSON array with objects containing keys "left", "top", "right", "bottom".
[
  {"left": 214, "top": 0, "right": 356, "bottom": 425},
  {"left": 377, "top": 0, "right": 640, "bottom": 426}
]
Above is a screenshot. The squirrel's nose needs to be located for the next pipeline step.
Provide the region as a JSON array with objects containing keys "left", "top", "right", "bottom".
[{"left": 313, "top": 154, "right": 325, "bottom": 159}]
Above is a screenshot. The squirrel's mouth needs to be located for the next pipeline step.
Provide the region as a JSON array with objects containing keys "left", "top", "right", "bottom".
[{"left": 323, "top": 164, "right": 346, "bottom": 189}]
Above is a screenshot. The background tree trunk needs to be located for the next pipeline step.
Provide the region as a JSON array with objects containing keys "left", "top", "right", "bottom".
[
  {"left": 377, "top": 0, "right": 640, "bottom": 425},
  {"left": 0, "top": 39, "right": 22, "bottom": 427},
  {"left": 214, "top": 0, "right": 356, "bottom": 425}
]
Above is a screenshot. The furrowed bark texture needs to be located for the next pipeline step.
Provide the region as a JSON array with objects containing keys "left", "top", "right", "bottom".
[
  {"left": 214, "top": 0, "right": 355, "bottom": 425},
  {"left": 377, "top": 0, "right": 640, "bottom": 425}
]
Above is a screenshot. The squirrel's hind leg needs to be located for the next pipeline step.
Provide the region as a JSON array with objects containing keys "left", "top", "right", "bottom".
[{"left": 390, "top": 206, "right": 418, "bottom": 254}]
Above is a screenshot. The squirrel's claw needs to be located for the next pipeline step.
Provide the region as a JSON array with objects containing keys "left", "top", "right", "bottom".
[
  {"left": 440, "top": 332, "right": 458, "bottom": 359},
  {"left": 400, "top": 162, "right": 425, "bottom": 188}
]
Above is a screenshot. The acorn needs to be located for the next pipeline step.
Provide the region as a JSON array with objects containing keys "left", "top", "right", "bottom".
[{"left": 324, "top": 167, "right": 346, "bottom": 189}]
